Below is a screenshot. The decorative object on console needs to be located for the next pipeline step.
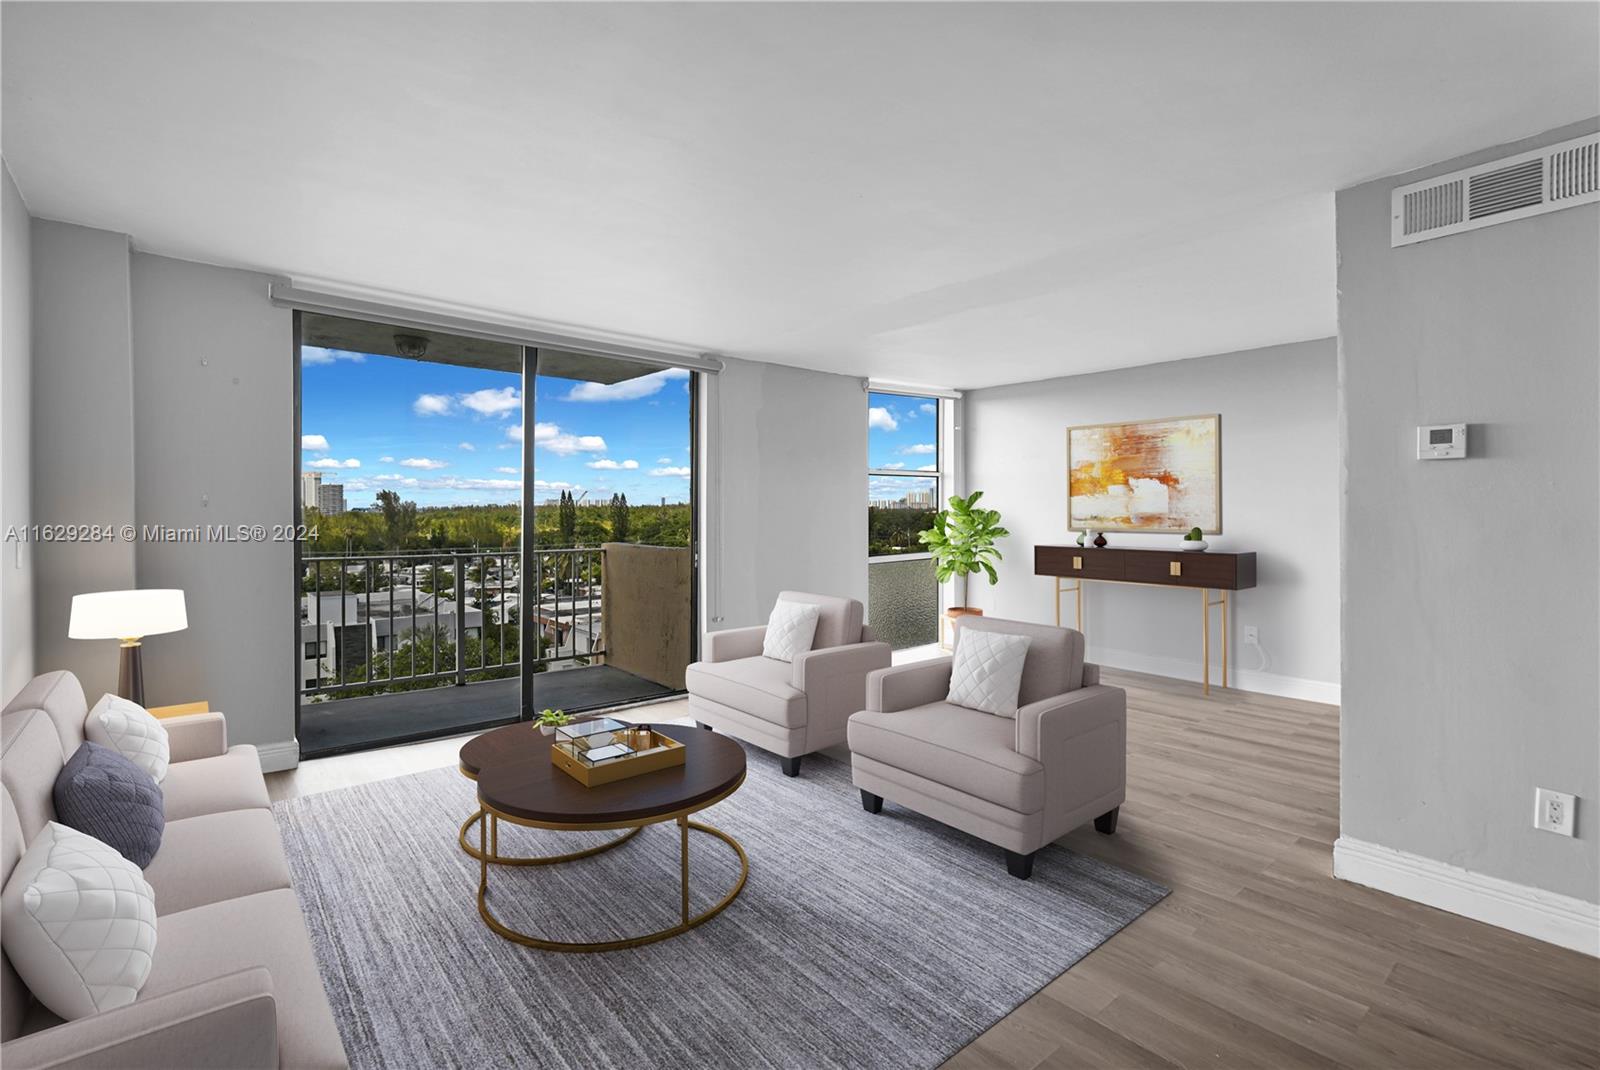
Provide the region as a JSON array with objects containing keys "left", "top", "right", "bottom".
[
  {"left": 536, "top": 707, "right": 572, "bottom": 736},
  {"left": 1093, "top": 532, "right": 1108, "bottom": 547},
  {"left": 549, "top": 717, "right": 687, "bottom": 787},
  {"left": 66, "top": 588, "right": 188, "bottom": 705},
  {"left": 52, "top": 742, "right": 166, "bottom": 867},
  {"left": 1181, "top": 526, "right": 1209, "bottom": 551},
  {"left": 1067, "top": 414, "right": 1220, "bottom": 534}
]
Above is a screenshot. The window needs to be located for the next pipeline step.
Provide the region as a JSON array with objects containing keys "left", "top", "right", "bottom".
[
  {"left": 303, "top": 640, "right": 326, "bottom": 659},
  {"left": 867, "top": 391, "right": 941, "bottom": 557}
]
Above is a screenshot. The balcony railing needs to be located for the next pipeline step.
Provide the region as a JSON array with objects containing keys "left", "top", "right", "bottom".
[{"left": 298, "top": 548, "right": 605, "bottom": 699}]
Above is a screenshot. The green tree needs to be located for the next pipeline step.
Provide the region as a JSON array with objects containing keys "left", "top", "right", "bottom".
[
  {"left": 558, "top": 490, "right": 577, "bottom": 545},
  {"left": 376, "top": 490, "right": 419, "bottom": 551},
  {"left": 609, "top": 493, "right": 631, "bottom": 542}
]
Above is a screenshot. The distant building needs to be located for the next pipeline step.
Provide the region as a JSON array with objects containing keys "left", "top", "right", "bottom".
[
  {"left": 300, "top": 471, "right": 322, "bottom": 513},
  {"left": 905, "top": 490, "right": 936, "bottom": 509},
  {"left": 318, "top": 483, "right": 346, "bottom": 515}
]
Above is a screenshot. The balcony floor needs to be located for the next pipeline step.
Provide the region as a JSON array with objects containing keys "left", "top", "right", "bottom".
[{"left": 298, "top": 665, "right": 678, "bottom": 758}]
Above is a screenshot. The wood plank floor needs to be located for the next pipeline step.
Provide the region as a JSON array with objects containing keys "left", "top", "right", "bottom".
[{"left": 266, "top": 670, "right": 1600, "bottom": 1069}]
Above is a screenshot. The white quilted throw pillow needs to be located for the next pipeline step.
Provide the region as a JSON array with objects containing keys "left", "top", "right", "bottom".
[
  {"left": 947, "top": 629, "right": 1033, "bottom": 717},
  {"left": 86, "top": 693, "right": 170, "bottom": 783},
  {"left": 762, "top": 600, "right": 822, "bottom": 662},
  {"left": 0, "top": 822, "right": 158, "bottom": 1021}
]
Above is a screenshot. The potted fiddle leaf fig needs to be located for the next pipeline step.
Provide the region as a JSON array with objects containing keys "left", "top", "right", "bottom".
[{"left": 919, "top": 490, "right": 1010, "bottom": 620}]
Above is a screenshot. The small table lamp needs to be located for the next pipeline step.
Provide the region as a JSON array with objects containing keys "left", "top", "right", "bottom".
[{"left": 68, "top": 589, "right": 188, "bottom": 706}]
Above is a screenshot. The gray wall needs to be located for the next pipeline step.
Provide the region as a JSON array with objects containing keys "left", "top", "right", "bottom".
[
  {"left": 702, "top": 356, "right": 867, "bottom": 633},
  {"left": 963, "top": 340, "right": 1340, "bottom": 697},
  {"left": 129, "top": 253, "right": 295, "bottom": 749},
  {"left": 1, "top": 164, "right": 33, "bottom": 701},
  {"left": 29, "top": 220, "right": 138, "bottom": 700},
  {"left": 1337, "top": 118, "right": 1599, "bottom": 902}
]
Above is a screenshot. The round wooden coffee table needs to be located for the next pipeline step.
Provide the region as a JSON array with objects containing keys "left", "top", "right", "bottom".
[{"left": 458, "top": 722, "right": 747, "bottom": 952}]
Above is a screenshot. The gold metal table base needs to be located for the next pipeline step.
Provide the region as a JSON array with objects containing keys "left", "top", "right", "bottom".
[
  {"left": 1054, "top": 577, "right": 1231, "bottom": 694},
  {"left": 470, "top": 775, "right": 749, "bottom": 953}
]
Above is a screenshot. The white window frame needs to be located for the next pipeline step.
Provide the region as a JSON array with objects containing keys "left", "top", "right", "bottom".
[{"left": 867, "top": 389, "right": 945, "bottom": 564}]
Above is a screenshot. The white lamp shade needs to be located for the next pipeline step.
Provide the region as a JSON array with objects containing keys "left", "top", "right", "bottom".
[{"left": 68, "top": 589, "right": 188, "bottom": 640}]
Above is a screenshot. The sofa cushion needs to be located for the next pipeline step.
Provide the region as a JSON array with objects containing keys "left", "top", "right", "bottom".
[
  {"left": 53, "top": 743, "right": 165, "bottom": 868},
  {"left": 848, "top": 702, "right": 1044, "bottom": 814},
  {"left": 947, "top": 629, "right": 1031, "bottom": 717},
  {"left": 86, "top": 694, "right": 171, "bottom": 784},
  {"left": 955, "top": 616, "right": 1084, "bottom": 705},
  {"left": 1, "top": 709, "right": 66, "bottom": 844},
  {"left": 775, "top": 590, "right": 864, "bottom": 649},
  {"left": 762, "top": 600, "right": 821, "bottom": 663},
  {"left": 160, "top": 746, "right": 270, "bottom": 822},
  {"left": 2, "top": 671, "right": 89, "bottom": 760},
  {"left": 141, "top": 808, "right": 291, "bottom": 915},
  {"left": 0, "top": 822, "right": 158, "bottom": 1021},
  {"left": 146, "top": 888, "right": 347, "bottom": 1069},
  {"left": 685, "top": 657, "right": 807, "bottom": 728}
]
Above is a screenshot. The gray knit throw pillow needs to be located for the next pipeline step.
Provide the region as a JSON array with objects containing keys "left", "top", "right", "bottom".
[{"left": 52, "top": 742, "right": 165, "bottom": 868}]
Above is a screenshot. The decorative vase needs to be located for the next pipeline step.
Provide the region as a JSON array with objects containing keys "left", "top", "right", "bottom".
[{"left": 1093, "top": 532, "right": 1108, "bottom": 548}]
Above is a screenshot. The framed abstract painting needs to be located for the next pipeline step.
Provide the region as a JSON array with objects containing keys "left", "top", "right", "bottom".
[{"left": 1066, "top": 414, "right": 1221, "bottom": 534}]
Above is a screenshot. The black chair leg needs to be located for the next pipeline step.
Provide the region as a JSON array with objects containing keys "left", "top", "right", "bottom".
[
  {"left": 780, "top": 755, "right": 802, "bottom": 777},
  {"left": 1094, "top": 807, "right": 1120, "bottom": 835},
  {"left": 860, "top": 789, "right": 883, "bottom": 814},
  {"left": 1005, "top": 849, "right": 1036, "bottom": 880}
]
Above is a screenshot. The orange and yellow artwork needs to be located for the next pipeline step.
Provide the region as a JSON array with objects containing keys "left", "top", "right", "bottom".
[{"left": 1067, "top": 415, "right": 1220, "bottom": 533}]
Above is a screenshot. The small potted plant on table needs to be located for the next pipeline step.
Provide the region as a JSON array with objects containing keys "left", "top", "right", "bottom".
[
  {"left": 919, "top": 490, "right": 1009, "bottom": 645},
  {"left": 536, "top": 708, "right": 572, "bottom": 736},
  {"left": 1180, "top": 526, "right": 1209, "bottom": 552}
]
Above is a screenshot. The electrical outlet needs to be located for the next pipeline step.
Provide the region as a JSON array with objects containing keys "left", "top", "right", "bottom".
[
  {"left": 1243, "top": 625, "right": 1259, "bottom": 645},
  {"left": 1534, "top": 788, "right": 1576, "bottom": 837}
]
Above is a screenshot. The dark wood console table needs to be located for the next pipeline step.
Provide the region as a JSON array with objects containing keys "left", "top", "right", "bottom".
[{"left": 1034, "top": 546, "right": 1257, "bottom": 693}]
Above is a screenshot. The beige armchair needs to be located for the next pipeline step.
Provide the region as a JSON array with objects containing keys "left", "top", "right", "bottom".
[
  {"left": 685, "top": 591, "right": 891, "bottom": 776},
  {"left": 848, "top": 616, "right": 1126, "bottom": 879}
]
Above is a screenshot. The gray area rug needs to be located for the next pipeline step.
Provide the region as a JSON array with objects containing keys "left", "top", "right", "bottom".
[{"left": 273, "top": 743, "right": 1166, "bottom": 1070}]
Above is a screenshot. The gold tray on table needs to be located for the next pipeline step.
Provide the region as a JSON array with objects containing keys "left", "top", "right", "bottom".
[{"left": 550, "top": 717, "right": 686, "bottom": 787}]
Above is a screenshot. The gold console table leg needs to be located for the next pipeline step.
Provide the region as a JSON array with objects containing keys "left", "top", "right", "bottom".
[
  {"left": 1202, "top": 589, "right": 1229, "bottom": 694},
  {"left": 1055, "top": 577, "right": 1083, "bottom": 632}
]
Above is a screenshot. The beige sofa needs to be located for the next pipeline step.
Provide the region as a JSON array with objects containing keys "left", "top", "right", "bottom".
[
  {"left": 848, "top": 616, "right": 1126, "bottom": 879},
  {"left": 0, "top": 671, "right": 346, "bottom": 1069},
  {"left": 685, "top": 591, "right": 891, "bottom": 776}
]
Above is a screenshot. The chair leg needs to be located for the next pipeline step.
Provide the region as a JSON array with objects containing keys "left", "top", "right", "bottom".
[
  {"left": 780, "top": 755, "right": 802, "bottom": 777},
  {"left": 860, "top": 789, "right": 883, "bottom": 814},
  {"left": 695, "top": 720, "right": 712, "bottom": 731},
  {"left": 1005, "top": 849, "right": 1036, "bottom": 880},
  {"left": 1094, "top": 807, "right": 1119, "bottom": 835}
]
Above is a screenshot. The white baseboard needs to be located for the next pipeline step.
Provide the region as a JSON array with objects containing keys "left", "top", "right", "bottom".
[
  {"left": 1086, "top": 644, "right": 1340, "bottom": 705},
  {"left": 255, "top": 739, "right": 300, "bottom": 773},
  {"left": 1334, "top": 837, "right": 1600, "bottom": 957}
]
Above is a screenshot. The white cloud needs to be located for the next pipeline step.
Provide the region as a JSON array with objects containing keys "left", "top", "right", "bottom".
[
  {"left": 457, "top": 441, "right": 476, "bottom": 452},
  {"left": 301, "top": 433, "right": 329, "bottom": 451},
  {"left": 495, "top": 466, "right": 519, "bottom": 475},
  {"left": 305, "top": 457, "right": 361, "bottom": 469},
  {"left": 880, "top": 461, "right": 908, "bottom": 470},
  {"left": 918, "top": 464, "right": 938, "bottom": 472},
  {"left": 564, "top": 367, "right": 689, "bottom": 403},
  {"left": 532, "top": 422, "right": 606, "bottom": 455},
  {"left": 586, "top": 459, "right": 640, "bottom": 470},
  {"left": 650, "top": 466, "right": 691, "bottom": 477},
  {"left": 413, "top": 393, "right": 453, "bottom": 417},
  {"left": 657, "top": 456, "right": 673, "bottom": 464},
  {"left": 920, "top": 402, "right": 938, "bottom": 415},
  {"left": 379, "top": 455, "right": 395, "bottom": 463},
  {"left": 868, "top": 407, "right": 898, "bottom": 432},
  {"left": 533, "top": 479, "right": 579, "bottom": 491},
  {"left": 300, "top": 347, "right": 366, "bottom": 366},
  {"left": 371, "top": 474, "right": 420, "bottom": 487},
  {"left": 901, "top": 443, "right": 936, "bottom": 455},
  {"left": 399, "top": 457, "right": 449, "bottom": 470},
  {"left": 458, "top": 386, "right": 521, "bottom": 418},
  {"left": 506, "top": 425, "right": 523, "bottom": 443}
]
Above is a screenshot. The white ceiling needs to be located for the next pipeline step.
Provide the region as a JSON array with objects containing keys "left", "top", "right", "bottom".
[{"left": 4, "top": 2, "right": 1597, "bottom": 389}]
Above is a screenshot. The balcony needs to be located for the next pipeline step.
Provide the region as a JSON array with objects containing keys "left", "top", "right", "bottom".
[{"left": 298, "top": 544, "right": 689, "bottom": 756}]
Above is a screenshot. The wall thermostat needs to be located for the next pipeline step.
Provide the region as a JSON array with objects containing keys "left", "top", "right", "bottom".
[{"left": 1417, "top": 423, "right": 1467, "bottom": 460}]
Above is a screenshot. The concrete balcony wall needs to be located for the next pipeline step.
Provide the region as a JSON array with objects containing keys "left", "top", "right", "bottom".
[{"left": 599, "top": 543, "right": 692, "bottom": 691}]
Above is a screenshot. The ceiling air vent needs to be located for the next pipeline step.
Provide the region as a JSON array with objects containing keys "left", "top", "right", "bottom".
[{"left": 1391, "top": 132, "right": 1599, "bottom": 247}]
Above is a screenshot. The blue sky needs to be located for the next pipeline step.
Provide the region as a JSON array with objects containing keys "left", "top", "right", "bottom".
[
  {"left": 867, "top": 391, "right": 941, "bottom": 504},
  {"left": 300, "top": 348, "right": 693, "bottom": 508}
]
